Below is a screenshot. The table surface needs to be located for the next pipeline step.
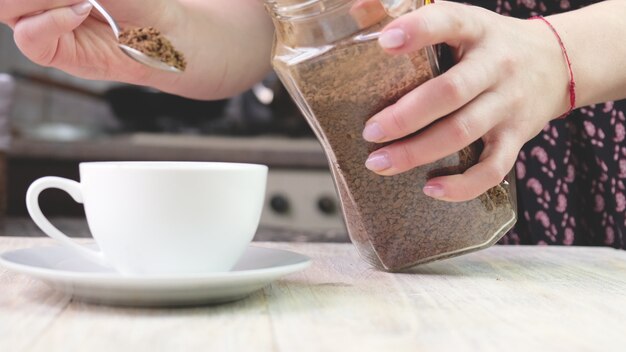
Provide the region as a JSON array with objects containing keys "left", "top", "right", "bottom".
[{"left": 1, "top": 237, "right": 626, "bottom": 352}]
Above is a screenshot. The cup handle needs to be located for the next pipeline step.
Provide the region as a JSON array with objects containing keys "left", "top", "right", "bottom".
[{"left": 26, "top": 176, "right": 110, "bottom": 267}]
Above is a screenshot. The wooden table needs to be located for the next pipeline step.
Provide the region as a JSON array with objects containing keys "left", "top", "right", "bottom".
[{"left": 1, "top": 237, "right": 626, "bottom": 352}]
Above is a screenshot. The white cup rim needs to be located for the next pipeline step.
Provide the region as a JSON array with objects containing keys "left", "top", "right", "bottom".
[{"left": 79, "top": 161, "right": 268, "bottom": 172}]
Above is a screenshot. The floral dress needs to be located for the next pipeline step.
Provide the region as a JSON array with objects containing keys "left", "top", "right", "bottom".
[{"left": 464, "top": 0, "right": 626, "bottom": 248}]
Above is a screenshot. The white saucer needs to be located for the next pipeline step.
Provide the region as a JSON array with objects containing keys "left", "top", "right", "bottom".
[{"left": 0, "top": 243, "right": 311, "bottom": 307}]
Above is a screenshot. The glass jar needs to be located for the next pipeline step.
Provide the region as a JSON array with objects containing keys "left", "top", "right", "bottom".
[{"left": 264, "top": 0, "right": 517, "bottom": 271}]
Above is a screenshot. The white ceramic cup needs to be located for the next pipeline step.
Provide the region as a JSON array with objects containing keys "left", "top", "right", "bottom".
[{"left": 26, "top": 162, "right": 268, "bottom": 276}]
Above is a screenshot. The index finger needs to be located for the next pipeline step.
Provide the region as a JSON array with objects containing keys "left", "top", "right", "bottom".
[{"left": 378, "top": 1, "right": 487, "bottom": 52}]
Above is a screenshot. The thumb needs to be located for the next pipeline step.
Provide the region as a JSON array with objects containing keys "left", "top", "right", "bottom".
[{"left": 13, "top": 2, "right": 93, "bottom": 66}]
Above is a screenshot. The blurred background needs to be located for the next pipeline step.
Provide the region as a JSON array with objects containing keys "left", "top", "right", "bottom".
[{"left": 0, "top": 25, "right": 348, "bottom": 242}]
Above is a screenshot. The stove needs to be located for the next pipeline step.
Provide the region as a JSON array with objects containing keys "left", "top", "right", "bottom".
[{"left": 263, "top": 169, "right": 345, "bottom": 233}]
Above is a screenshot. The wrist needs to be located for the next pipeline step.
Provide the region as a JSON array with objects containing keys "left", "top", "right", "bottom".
[
  {"left": 524, "top": 17, "right": 573, "bottom": 120},
  {"left": 531, "top": 15, "right": 576, "bottom": 118},
  {"left": 539, "top": 1, "right": 626, "bottom": 109}
]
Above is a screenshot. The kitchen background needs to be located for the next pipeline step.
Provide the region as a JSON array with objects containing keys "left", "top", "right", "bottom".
[{"left": 0, "top": 25, "right": 348, "bottom": 242}]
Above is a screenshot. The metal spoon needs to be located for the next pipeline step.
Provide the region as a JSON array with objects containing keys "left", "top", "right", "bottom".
[{"left": 86, "top": 0, "right": 182, "bottom": 73}]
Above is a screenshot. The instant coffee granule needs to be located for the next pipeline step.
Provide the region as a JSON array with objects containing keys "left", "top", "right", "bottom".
[
  {"left": 119, "top": 27, "right": 187, "bottom": 71},
  {"left": 275, "top": 19, "right": 516, "bottom": 271}
]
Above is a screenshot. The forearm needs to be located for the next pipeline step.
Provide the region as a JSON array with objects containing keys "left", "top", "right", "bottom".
[
  {"left": 138, "top": 0, "right": 274, "bottom": 99},
  {"left": 548, "top": 0, "right": 626, "bottom": 107}
]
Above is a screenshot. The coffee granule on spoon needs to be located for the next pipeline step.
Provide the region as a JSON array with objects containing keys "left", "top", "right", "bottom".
[{"left": 119, "top": 27, "right": 187, "bottom": 71}]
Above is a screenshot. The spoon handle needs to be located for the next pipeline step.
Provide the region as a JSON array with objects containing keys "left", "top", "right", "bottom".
[{"left": 86, "top": 0, "right": 121, "bottom": 39}]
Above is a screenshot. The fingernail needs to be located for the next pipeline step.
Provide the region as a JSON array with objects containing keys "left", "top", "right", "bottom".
[
  {"left": 365, "top": 152, "right": 392, "bottom": 171},
  {"left": 363, "top": 122, "right": 386, "bottom": 142},
  {"left": 423, "top": 184, "right": 445, "bottom": 199},
  {"left": 72, "top": 1, "right": 93, "bottom": 16},
  {"left": 378, "top": 28, "right": 406, "bottom": 49}
]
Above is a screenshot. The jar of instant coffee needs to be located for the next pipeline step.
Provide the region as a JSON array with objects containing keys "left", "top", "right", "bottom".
[{"left": 264, "top": 0, "right": 517, "bottom": 271}]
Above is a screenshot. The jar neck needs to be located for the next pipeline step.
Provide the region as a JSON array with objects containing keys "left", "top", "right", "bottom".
[
  {"left": 264, "top": 0, "right": 353, "bottom": 19},
  {"left": 264, "top": 0, "right": 414, "bottom": 47}
]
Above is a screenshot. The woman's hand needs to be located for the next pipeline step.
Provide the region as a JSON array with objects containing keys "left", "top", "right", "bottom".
[
  {"left": 1, "top": 0, "right": 274, "bottom": 99},
  {"left": 1, "top": 0, "right": 183, "bottom": 85},
  {"left": 362, "top": 1, "right": 571, "bottom": 202}
]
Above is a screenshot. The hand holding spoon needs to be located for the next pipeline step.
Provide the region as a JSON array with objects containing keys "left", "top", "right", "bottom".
[{"left": 86, "top": 0, "right": 183, "bottom": 73}]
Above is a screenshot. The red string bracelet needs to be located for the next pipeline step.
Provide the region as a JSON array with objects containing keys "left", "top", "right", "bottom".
[{"left": 529, "top": 15, "right": 576, "bottom": 118}]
